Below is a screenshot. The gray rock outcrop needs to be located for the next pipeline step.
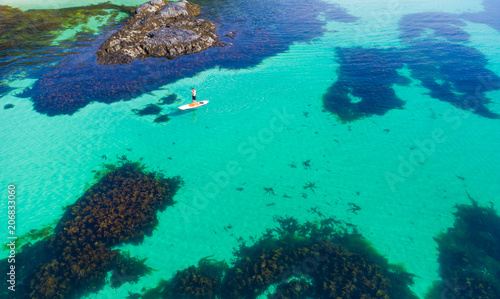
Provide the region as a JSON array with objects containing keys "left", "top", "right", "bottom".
[{"left": 96, "top": 0, "right": 221, "bottom": 64}]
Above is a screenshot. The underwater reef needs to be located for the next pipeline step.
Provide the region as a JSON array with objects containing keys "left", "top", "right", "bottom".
[
  {"left": 97, "top": 0, "right": 221, "bottom": 65},
  {"left": 0, "top": 161, "right": 182, "bottom": 298},
  {"left": 22, "top": 0, "right": 356, "bottom": 116},
  {"left": 138, "top": 217, "right": 417, "bottom": 299},
  {"left": 427, "top": 200, "right": 500, "bottom": 299}
]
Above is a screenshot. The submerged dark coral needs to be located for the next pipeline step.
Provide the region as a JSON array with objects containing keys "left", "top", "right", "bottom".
[
  {"left": 3, "top": 103, "right": 15, "bottom": 109},
  {"left": 0, "top": 161, "right": 181, "bottom": 298},
  {"left": 427, "top": 200, "right": 500, "bottom": 299}
]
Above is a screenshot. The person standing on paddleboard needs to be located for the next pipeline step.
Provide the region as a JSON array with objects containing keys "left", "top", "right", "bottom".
[{"left": 191, "top": 88, "right": 197, "bottom": 103}]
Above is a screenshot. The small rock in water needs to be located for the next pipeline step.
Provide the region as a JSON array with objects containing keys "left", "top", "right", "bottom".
[{"left": 4, "top": 104, "right": 14, "bottom": 109}]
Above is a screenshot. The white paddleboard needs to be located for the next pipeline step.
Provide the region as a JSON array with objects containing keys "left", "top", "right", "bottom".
[{"left": 178, "top": 101, "right": 209, "bottom": 110}]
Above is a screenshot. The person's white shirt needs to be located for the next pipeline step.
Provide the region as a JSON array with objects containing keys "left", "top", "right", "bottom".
[{"left": 191, "top": 89, "right": 196, "bottom": 96}]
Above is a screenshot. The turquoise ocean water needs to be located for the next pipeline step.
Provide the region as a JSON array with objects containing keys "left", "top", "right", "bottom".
[{"left": 1, "top": 0, "right": 499, "bottom": 298}]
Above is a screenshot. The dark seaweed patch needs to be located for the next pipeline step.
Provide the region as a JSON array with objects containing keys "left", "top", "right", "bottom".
[
  {"left": 323, "top": 47, "right": 407, "bottom": 122},
  {"left": 0, "top": 161, "right": 182, "bottom": 298},
  {"left": 154, "top": 114, "right": 170, "bottom": 123},
  {"left": 139, "top": 217, "right": 417, "bottom": 299},
  {"left": 0, "top": 82, "right": 14, "bottom": 98},
  {"left": 269, "top": 279, "right": 314, "bottom": 299},
  {"left": 461, "top": 0, "right": 500, "bottom": 33},
  {"left": 158, "top": 94, "right": 180, "bottom": 105},
  {"left": 399, "top": 13, "right": 470, "bottom": 43},
  {"left": 110, "top": 251, "right": 154, "bottom": 289},
  {"left": 427, "top": 200, "right": 500, "bottom": 298},
  {"left": 0, "top": 4, "right": 133, "bottom": 83},
  {"left": 324, "top": 11, "right": 500, "bottom": 122},
  {"left": 7, "top": 223, "right": 54, "bottom": 252},
  {"left": 220, "top": 217, "right": 417, "bottom": 298},
  {"left": 23, "top": 0, "right": 356, "bottom": 116},
  {"left": 133, "top": 104, "right": 162, "bottom": 116},
  {"left": 3, "top": 103, "right": 14, "bottom": 109},
  {"left": 142, "top": 257, "right": 228, "bottom": 298},
  {"left": 323, "top": 5, "right": 359, "bottom": 23},
  {"left": 406, "top": 40, "right": 500, "bottom": 119},
  {"left": 400, "top": 11, "right": 500, "bottom": 119}
]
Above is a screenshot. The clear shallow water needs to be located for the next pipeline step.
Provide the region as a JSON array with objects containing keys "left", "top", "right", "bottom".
[{"left": 1, "top": 0, "right": 500, "bottom": 298}]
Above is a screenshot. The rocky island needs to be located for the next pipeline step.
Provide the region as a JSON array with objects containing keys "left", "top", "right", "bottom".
[{"left": 96, "top": 0, "right": 221, "bottom": 65}]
